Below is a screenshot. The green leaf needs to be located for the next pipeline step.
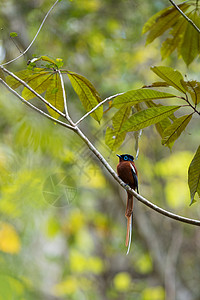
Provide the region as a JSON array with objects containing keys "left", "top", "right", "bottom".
[
  {"left": 113, "top": 88, "right": 176, "bottom": 108},
  {"left": 121, "top": 105, "right": 180, "bottom": 132},
  {"left": 161, "top": 17, "right": 187, "bottom": 59},
  {"left": 188, "top": 145, "right": 200, "bottom": 205},
  {"left": 151, "top": 66, "right": 186, "bottom": 93},
  {"left": 6, "top": 69, "right": 48, "bottom": 89},
  {"left": 142, "top": 3, "right": 190, "bottom": 44},
  {"left": 28, "top": 56, "right": 57, "bottom": 66},
  {"left": 10, "top": 32, "right": 18, "bottom": 37},
  {"left": 143, "top": 82, "right": 170, "bottom": 88},
  {"left": 68, "top": 72, "right": 103, "bottom": 122},
  {"left": 45, "top": 73, "right": 64, "bottom": 119},
  {"left": 181, "top": 80, "right": 200, "bottom": 105},
  {"left": 22, "top": 73, "right": 53, "bottom": 100},
  {"left": 144, "top": 100, "right": 173, "bottom": 138},
  {"left": 142, "top": 2, "right": 200, "bottom": 64},
  {"left": 105, "top": 127, "right": 127, "bottom": 151},
  {"left": 162, "top": 114, "right": 192, "bottom": 147},
  {"left": 0, "top": 69, "right": 5, "bottom": 81},
  {"left": 112, "top": 105, "right": 131, "bottom": 131},
  {"left": 6, "top": 70, "right": 32, "bottom": 89},
  {"left": 181, "top": 11, "right": 200, "bottom": 66},
  {"left": 156, "top": 117, "right": 172, "bottom": 139},
  {"left": 105, "top": 105, "right": 131, "bottom": 151}
]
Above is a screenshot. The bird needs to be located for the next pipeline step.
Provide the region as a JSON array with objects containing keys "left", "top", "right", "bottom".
[{"left": 117, "top": 154, "right": 139, "bottom": 254}]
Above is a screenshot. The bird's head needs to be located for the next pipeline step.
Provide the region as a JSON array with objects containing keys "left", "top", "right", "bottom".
[{"left": 117, "top": 154, "right": 134, "bottom": 162}]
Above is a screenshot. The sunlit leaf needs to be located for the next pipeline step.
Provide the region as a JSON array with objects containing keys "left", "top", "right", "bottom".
[
  {"left": 45, "top": 73, "right": 64, "bottom": 119},
  {"left": 161, "top": 18, "right": 187, "bottom": 59},
  {"left": 151, "top": 66, "right": 186, "bottom": 93},
  {"left": 67, "top": 72, "right": 103, "bottom": 122},
  {"left": 162, "top": 114, "right": 192, "bottom": 147},
  {"left": 142, "top": 2, "right": 190, "bottom": 44},
  {"left": 28, "top": 55, "right": 57, "bottom": 66},
  {"left": 105, "top": 127, "right": 127, "bottom": 151},
  {"left": 105, "top": 105, "right": 131, "bottom": 151},
  {"left": 143, "top": 2, "right": 200, "bottom": 64},
  {"left": 145, "top": 100, "right": 173, "bottom": 138},
  {"left": 6, "top": 68, "right": 48, "bottom": 89},
  {"left": 22, "top": 73, "right": 53, "bottom": 100},
  {"left": 113, "top": 88, "right": 176, "bottom": 108},
  {"left": 181, "top": 11, "right": 200, "bottom": 65},
  {"left": 181, "top": 80, "right": 200, "bottom": 105},
  {"left": 121, "top": 105, "right": 180, "bottom": 132},
  {"left": 188, "top": 145, "right": 200, "bottom": 205}
]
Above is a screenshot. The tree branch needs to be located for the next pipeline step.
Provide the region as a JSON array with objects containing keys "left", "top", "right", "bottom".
[
  {"left": 2, "top": 0, "right": 60, "bottom": 66},
  {"left": 1, "top": 70, "right": 200, "bottom": 227},
  {"left": 169, "top": 0, "right": 200, "bottom": 34},
  {"left": 74, "top": 93, "right": 123, "bottom": 126}
]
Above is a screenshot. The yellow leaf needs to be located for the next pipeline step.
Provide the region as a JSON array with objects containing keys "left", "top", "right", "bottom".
[{"left": 0, "top": 222, "right": 21, "bottom": 254}]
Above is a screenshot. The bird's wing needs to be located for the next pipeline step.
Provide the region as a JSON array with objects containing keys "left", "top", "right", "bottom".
[{"left": 130, "top": 163, "right": 139, "bottom": 193}]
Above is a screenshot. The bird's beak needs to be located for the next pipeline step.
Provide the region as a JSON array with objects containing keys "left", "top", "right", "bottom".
[{"left": 116, "top": 154, "right": 121, "bottom": 158}]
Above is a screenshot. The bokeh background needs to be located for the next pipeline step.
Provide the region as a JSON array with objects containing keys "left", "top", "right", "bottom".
[{"left": 0, "top": 0, "right": 200, "bottom": 299}]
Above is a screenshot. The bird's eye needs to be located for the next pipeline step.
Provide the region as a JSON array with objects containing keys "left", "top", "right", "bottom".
[{"left": 124, "top": 156, "right": 128, "bottom": 160}]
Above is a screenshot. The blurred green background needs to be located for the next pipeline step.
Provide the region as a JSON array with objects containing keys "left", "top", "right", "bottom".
[{"left": 0, "top": 0, "right": 200, "bottom": 299}]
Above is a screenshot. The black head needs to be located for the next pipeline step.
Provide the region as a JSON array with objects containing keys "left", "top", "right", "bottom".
[{"left": 117, "top": 154, "right": 134, "bottom": 162}]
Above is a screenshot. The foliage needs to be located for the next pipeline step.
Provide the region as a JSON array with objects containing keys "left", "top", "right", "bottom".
[{"left": 143, "top": 1, "right": 200, "bottom": 65}]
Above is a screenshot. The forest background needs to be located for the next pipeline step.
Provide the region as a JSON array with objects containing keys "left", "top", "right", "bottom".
[{"left": 0, "top": 0, "right": 200, "bottom": 299}]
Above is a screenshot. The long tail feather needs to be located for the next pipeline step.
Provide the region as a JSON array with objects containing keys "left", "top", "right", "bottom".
[
  {"left": 125, "top": 215, "right": 131, "bottom": 247},
  {"left": 126, "top": 213, "right": 133, "bottom": 255},
  {"left": 125, "top": 192, "right": 133, "bottom": 253}
]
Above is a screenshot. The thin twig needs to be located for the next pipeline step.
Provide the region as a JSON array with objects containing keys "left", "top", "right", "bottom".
[
  {"left": 2, "top": 0, "right": 60, "bottom": 66},
  {"left": 169, "top": 0, "right": 200, "bottom": 34},
  {"left": 75, "top": 92, "right": 124, "bottom": 126},
  {"left": 0, "top": 79, "right": 75, "bottom": 131},
  {"left": 58, "top": 70, "right": 75, "bottom": 126},
  {"left": 0, "top": 66, "right": 65, "bottom": 117}
]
